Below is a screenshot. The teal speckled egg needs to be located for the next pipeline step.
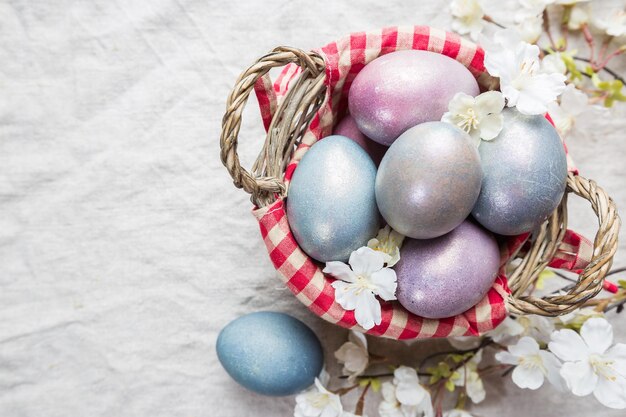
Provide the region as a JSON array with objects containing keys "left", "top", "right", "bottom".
[
  {"left": 472, "top": 108, "right": 568, "bottom": 235},
  {"left": 287, "top": 135, "right": 380, "bottom": 262},
  {"left": 216, "top": 312, "right": 323, "bottom": 396}
]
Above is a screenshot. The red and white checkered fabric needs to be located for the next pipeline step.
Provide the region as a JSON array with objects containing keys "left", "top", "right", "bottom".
[{"left": 250, "top": 26, "right": 591, "bottom": 339}]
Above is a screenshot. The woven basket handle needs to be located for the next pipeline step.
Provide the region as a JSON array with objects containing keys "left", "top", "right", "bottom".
[
  {"left": 220, "top": 47, "right": 326, "bottom": 207},
  {"left": 507, "top": 173, "right": 621, "bottom": 316}
]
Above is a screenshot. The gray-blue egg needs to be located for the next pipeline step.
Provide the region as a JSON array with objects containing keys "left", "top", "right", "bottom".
[
  {"left": 472, "top": 108, "right": 568, "bottom": 235},
  {"left": 375, "top": 122, "right": 482, "bottom": 239},
  {"left": 286, "top": 135, "right": 380, "bottom": 262},
  {"left": 216, "top": 311, "right": 324, "bottom": 396}
]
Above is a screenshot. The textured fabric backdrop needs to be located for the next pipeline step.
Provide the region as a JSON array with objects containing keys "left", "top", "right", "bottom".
[{"left": 1, "top": 1, "right": 625, "bottom": 416}]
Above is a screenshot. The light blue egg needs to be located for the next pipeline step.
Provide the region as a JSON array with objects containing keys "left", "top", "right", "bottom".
[
  {"left": 216, "top": 312, "right": 323, "bottom": 396},
  {"left": 286, "top": 135, "right": 380, "bottom": 262},
  {"left": 472, "top": 108, "right": 568, "bottom": 235}
]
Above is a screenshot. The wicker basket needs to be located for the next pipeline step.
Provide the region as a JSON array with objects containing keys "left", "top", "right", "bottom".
[{"left": 220, "top": 26, "right": 620, "bottom": 339}]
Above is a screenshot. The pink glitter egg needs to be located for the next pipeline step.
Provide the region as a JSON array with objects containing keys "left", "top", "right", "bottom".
[
  {"left": 349, "top": 50, "right": 480, "bottom": 145},
  {"left": 334, "top": 114, "right": 387, "bottom": 166},
  {"left": 394, "top": 220, "right": 500, "bottom": 319}
]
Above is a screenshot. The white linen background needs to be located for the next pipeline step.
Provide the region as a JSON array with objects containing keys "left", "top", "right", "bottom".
[{"left": 1, "top": 0, "right": 625, "bottom": 416}]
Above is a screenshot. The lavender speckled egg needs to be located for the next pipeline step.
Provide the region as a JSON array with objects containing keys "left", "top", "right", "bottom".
[
  {"left": 349, "top": 50, "right": 480, "bottom": 145},
  {"left": 287, "top": 135, "right": 380, "bottom": 262},
  {"left": 395, "top": 221, "right": 500, "bottom": 319},
  {"left": 472, "top": 108, "right": 568, "bottom": 236},
  {"left": 334, "top": 114, "right": 387, "bottom": 166},
  {"left": 216, "top": 312, "right": 323, "bottom": 396},
  {"left": 375, "top": 122, "right": 482, "bottom": 239}
]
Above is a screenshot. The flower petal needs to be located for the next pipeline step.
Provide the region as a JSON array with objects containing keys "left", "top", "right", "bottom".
[
  {"left": 580, "top": 317, "right": 613, "bottom": 355},
  {"left": 512, "top": 364, "right": 545, "bottom": 390},
  {"left": 560, "top": 84, "right": 588, "bottom": 116},
  {"left": 593, "top": 374, "right": 626, "bottom": 409},
  {"left": 323, "top": 261, "right": 357, "bottom": 283},
  {"left": 560, "top": 360, "right": 598, "bottom": 396},
  {"left": 539, "top": 350, "right": 565, "bottom": 392},
  {"left": 479, "top": 113, "right": 504, "bottom": 141},
  {"left": 394, "top": 366, "right": 420, "bottom": 384},
  {"left": 509, "top": 336, "right": 540, "bottom": 357},
  {"left": 514, "top": 72, "right": 567, "bottom": 115},
  {"left": 353, "top": 291, "right": 381, "bottom": 330},
  {"left": 495, "top": 351, "right": 519, "bottom": 365},
  {"left": 475, "top": 91, "right": 505, "bottom": 115},
  {"left": 381, "top": 381, "right": 397, "bottom": 404},
  {"left": 349, "top": 247, "right": 384, "bottom": 276},
  {"left": 349, "top": 329, "right": 368, "bottom": 350},
  {"left": 448, "top": 92, "right": 476, "bottom": 114},
  {"left": 607, "top": 343, "right": 626, "bottom": 377},
  {"left": 370, "top": 268, "right": 398, "bottom": 301},
  {"left": 549, "top": 329, "right": 589, "bottom": 362},
  {"left": 395, "top": 380, "right": 426, "bottom": 406}
]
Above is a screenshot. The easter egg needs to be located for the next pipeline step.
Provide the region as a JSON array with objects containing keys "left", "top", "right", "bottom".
[
  {"left": 375, "top": 122, "right": 482, "bottom": 240},
  {"left": 472, "top": 108, "right": 568, "bottom": 236},
  {"left": 349, "top": 50, "right": 480, "bottom": 145},
  {"left": 334, "top": 114, "right": 387, "bottom": 165},
  {"left": 216, "top": 312, "right": 324, "bottom": 396},
  {"left": 287, "top": 135, "right": 380, "bottom": 262},
  {"left": 395, "top": 220, "right": 500, "bottom": 319}
]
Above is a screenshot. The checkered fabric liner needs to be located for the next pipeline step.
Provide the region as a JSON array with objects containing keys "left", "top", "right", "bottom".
[{"left": 250, "top": 26, "right": 591, "bottom": 339}]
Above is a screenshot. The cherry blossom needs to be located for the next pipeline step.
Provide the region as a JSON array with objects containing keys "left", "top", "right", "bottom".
[
  {"left": 496, "top": 336, "right": 564, "bottom": 390},
  {"left": 441, "top": 91, "right": 505, "bottom": 146},
  {"left": 549, "top": 318, "right": 626, "bottom": 409},
  {"left": 324, "top": 247, "right": 397, "bottom": 330},
  {"left": 334, "top": 330, "right": 369, "bottom": 382}
]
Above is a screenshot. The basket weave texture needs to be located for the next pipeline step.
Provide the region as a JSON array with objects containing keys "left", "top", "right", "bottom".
[{"left": 220, "top": 26, "right": 620, "bottom": 339}]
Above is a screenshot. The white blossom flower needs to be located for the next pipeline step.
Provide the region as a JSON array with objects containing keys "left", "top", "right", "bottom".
[
  {"left": 324, "top": 247, "right": 397, "bottom": 330},
  {"left": 441, "top": 91, "right": 505, "bottom": 145},
  {"left": 549, "top": 317, "right": 626, "bottom": 409},
  {"left": 515, "top": 15, "right": 544, "bottom": 43},
  {"left": 335, "top": 330, "right": 369, "bottom": 382},
  {"left": 379, "top": 367, "right": 434, "bottom": 417},
  {"left": 547, "top": 84, "right": 608, "bottom": 140},
  {"left": 481, "top": 30, "right": 567, "bottom": 115},
  {"left": 367, "top": 225, "right": 405, "bottom": 267},
  {"left": 452, "top": 350, "right": 486, "bottom": 403},
  {"left": 568, "top": 4, "right": 591, "bottom": 30},
  {"left": 295, "top": 378, "right": 343, "bottom": 417},
  {"left": 487, "top": 316, "right": 525, "bottom": 345},
  {"left": 593, "top": 7, "right": 626, "bottom": 37},
  {"left": 496, "top": 336, "right": 564, "bottom": 390},
  {"left": 443, "top": 410, "right": 474, "bottom": 417},
  {"left": 451, "top": 0, "right": 486, "bottom": 41},
  {"left": 541, "top": 52, "right": 567, "bottom": 75}
]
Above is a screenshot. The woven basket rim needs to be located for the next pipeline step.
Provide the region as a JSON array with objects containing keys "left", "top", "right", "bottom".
[{"left": 220, "top": 26, "right": 621, "bottom": 326}]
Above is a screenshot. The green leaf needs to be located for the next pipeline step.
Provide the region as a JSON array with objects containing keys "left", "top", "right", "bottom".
[
  {"left": 370, "top": 378, "right": 381, "bottom": 392},
  {"left": 618, "top": 280, "right": 626, "bottom": 289},
  {"left": 559, "top": 50, "right": 582, "bottom": 82},
  {"left": 359, "top": 378, "right": 370, "bottom": 388},
  {"left": 445, "top": 378, "right": 456, "bottom": 392}
]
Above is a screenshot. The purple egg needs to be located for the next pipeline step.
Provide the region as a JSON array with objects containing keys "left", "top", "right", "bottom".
[
  {"left": 395, "top": 221, "right": 500, "bottom": 319},
  {"left": 349, "top": 50, "right": 480, "bottom": 145},
  {"left": 334, "top": 114, "right": 387, "bottom": 166}
]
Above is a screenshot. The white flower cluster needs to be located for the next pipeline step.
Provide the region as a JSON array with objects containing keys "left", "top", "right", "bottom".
[
  {"left": 324, "top": 226, "right": 404, "bottom": 330},
  {"left": 447, "top": 0, "right": 626, "bottom": 142},
  {"left": 492, "top": 314, "right": 626, "bottom": 409}
]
